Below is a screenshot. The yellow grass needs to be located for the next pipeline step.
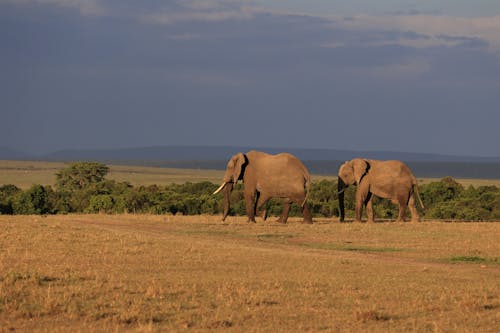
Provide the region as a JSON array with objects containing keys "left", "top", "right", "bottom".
[
  {"left": 1, "top": 160, "right": 500, "bottom": 189},
  {"left": 1, "top": 215, "right": 499, "bottom": 332},
  {"left": 0, "top": 160, "right": 224, "bottom": 189}
]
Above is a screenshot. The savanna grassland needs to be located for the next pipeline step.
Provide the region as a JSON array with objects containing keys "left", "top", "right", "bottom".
[
  {"left": 1, "top": 215, "right": 499, "bottom": 332},
  {"left": 0, "top": 160, "right": 226, "bottom": 189}
]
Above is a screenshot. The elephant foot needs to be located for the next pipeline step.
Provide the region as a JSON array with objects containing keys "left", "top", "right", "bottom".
[
  {"left": 366, "top": 219, "right": 374, "bottom": 223},
  {"left": 247, "top": 217, "right": 256, "bottom": 223},
  {"left": 301, "top": 219, "right": 313, "bottom": 224}
]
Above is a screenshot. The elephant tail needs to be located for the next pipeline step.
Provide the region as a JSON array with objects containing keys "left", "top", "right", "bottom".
[
  {"left": 301, "top": 174, "right": 311, "bottom": 207},
  {"left": 413, "top": 180, "right": 425, "bottom": 210}
]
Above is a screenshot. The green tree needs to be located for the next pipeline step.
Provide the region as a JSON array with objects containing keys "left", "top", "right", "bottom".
[
  {"left": 55, "top": 162, "right": 110, "bottom": 212},
  {"left": 56, "top": 162, "right": 109, "bottom": 192}
]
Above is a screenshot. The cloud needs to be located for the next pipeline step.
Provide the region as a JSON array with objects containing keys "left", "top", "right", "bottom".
[
  {"left": 5, "top": 0, "right": 500, "bottom": 52},
  {"left": 437, "top": 34, "right": 489, "bottom": 48},
  {"left": 138, "top": 0, "right": 262, "bottom": 24},
  {"left": 0, "top": 0, "right": 103, "bottom": 15},
  {"left": 140, "top": 9, "right": 255, "bottom": 25},
  {"left": 1, "top": 0, "right": 262, "bottom": 23},
  {"left": 336, "top": 14, "right": 500, "bottom": 50}
]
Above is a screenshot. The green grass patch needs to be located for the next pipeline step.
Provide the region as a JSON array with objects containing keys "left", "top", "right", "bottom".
[
  {"left": 445, "top": 255, "right": 500, "bottom": 264},
  {"left": 298, "top": 242, "right": 402, "bottom": 253},
  {"left": 257, "top": 234, "right": 296, "bottom": 239},
  {"left": 340, "top": 245, "right": 402, "bottom": 252},
  {"left": 450, "top": 256, "right": 486, "bottom": 263},
  {"left": 177, "top": 230, "right": 235, "bottom": 237},
  {"left": 256, "top": 233, "right": 298, "bottom": 245}
]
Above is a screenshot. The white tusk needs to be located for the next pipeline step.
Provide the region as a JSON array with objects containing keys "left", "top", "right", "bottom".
[
  {"left": 213, "top": 182, "right": 227, "bottom": 195},
  {"left": 338, "top": 189, "right": 345, "bottom": 195}
]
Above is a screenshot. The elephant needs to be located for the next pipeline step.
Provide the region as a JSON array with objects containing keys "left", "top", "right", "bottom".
[
  {"left": 213, "top": 150, "right": 313, "bottom": 223},
  {"left": 337, "top": 159, "right": 424, "bottom": 222}
]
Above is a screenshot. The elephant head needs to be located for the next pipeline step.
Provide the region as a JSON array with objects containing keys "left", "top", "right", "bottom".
[
  {"left": 337, "top": 159, "right": 370, "bottom": 221},
  {"left": 213, "top": 153, "right": 247, "bottom": 221}
]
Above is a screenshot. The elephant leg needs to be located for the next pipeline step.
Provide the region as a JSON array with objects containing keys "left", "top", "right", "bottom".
[
  {"left": 261, "top": 207, "right": 268, "bottom": 221},
  {"left": 277, "top": 200, "right": 292, "bottom": 223},
  {"left": 301, "top": 202, "right": 313, "bottom": 224},
  {"left": 355, "top": 189, "right": 367, "bottom": 222},
  {"left": 255, "top": 193, "right": 271, "bottom": 221},
  {"left": 244, "top": 190, "right": 257, "bottom": 223},
  {"left": 253, "top": 191, "right": 260, "bottom": 216},
  {"left": 285, "top": 194, "right": 313, "bottom": 224},
  {"left": 396, "top": 195, "right": 408, "bottom": 222},
  {"left": 408, "top": 194, "right": 420, "bottom": 222},
  {"left": 365, "top": 193, "right": 374, "bottom": 223}
]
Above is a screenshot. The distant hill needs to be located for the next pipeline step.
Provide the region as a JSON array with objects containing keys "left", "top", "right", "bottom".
[
  {"left": 0, "top": 147, "right": 30, "bottom": 160},
  {"left": 112, "top": 160, "right": 500, "bottom": 179},
  {"left": 2, "top": 146, "right": 500, "bottom": 178}
]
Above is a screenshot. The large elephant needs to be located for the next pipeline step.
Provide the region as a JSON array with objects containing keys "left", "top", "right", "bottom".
[
  {"left": 213, "top": 150, "right": 313, "bottom": 223},
  {"left": 337, "top": 159, "right": 424, "bottom": 222}
]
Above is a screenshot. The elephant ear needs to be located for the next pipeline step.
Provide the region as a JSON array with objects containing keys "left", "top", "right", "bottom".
[
  {"left": 232, "top": 153, "right": 246, "bottom": 185},
  {"left": 352, "top": 159, "right": 369, "bottom": 185}
]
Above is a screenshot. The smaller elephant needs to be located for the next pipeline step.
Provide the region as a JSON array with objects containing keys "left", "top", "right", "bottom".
[{"left": 338, "top": 159, "right": 424, "bottom": 222}]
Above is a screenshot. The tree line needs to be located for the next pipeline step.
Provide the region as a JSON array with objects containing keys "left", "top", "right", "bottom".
[{"left": 1, "top": 162, "right": 499, "bottom": 221}]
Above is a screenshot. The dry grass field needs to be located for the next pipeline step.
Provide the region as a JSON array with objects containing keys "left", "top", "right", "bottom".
[
  {"left": 1, "top": 214, "right": 499, "bottom": 332},
  {"left": 0, "top": 160, "right": 225, "bottom": 189}
]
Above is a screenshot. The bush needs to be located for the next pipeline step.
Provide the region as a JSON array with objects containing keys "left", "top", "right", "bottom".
[
  {"left": 87, "top": 195, "right": 115, "bottom": 213},
  {"left": 420, "top": 179, "right": 500, "bottom": 221},
  {"left": 12, "top": 184, "right": 51, "bottom": 215},
  {"left": 421, "top": 177, "right": 464, "bottom": 206},
  {"left": 0, "top": 184, "right": 21, "bottom": 214}
]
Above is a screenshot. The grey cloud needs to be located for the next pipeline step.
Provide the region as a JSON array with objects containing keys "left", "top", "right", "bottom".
[
  {"left": 1, "top": 2, "right": 499, "bottom": 156},
  {"left": 437, "top": 34, "right": 489, "bottom": 48},
  {"left": 386, "top": 9, "right": 442, "bottom": 16}
]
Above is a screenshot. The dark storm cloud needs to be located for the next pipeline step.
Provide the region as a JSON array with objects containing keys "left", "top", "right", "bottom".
[{"left": 1, "top": 1, "right": 499, "bottom": 156}]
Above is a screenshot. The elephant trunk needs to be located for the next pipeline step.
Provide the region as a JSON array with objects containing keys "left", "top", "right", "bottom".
[
  {"left": 222, "top": 182, "right": 234, "bottom": 221},
  {"left": 338, "top": 177, "right": 346, "bottom": 222}
]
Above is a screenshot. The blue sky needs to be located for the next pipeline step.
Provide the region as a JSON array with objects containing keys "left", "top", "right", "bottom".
[{"left": 1, "top": 0, "right": 500, "bottom": 157}]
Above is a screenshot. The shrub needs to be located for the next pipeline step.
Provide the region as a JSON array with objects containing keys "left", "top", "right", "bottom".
[
  {"left": 0, "top": 184, "right": 21, "bottom": 214},
  {"left": 12, "top": 184, "right": 51, "bottom": 215},
  {"left": 421, "top": 177, "right": 464, "bottom": 206},
  {"left": 87, "top": 195, "right": 115, "bottom": 213}
]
